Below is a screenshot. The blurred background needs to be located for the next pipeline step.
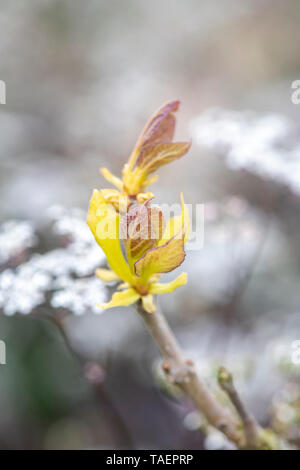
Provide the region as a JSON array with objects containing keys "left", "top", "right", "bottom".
[{"left": 0, "top": 0, "right": 300, "bottom": 449}]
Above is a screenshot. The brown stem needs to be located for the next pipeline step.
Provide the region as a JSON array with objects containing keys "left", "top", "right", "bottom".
[
  {"left": 218, "top": 366, "right": 260, "bottom": 449},
  {"left": 136, "top": 300, "right": 245, "bottom": 448}
]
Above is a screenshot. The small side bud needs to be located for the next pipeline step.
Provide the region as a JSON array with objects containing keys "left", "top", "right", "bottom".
[{"left": 217, "top": 366, "right": 233, "bottom": 391}]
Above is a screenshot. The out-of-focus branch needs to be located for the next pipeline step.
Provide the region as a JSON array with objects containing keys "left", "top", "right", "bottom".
[
  {"left": 221, "top": 216, "right": 272, "bottom": 322},
  {"left": 136, "top": 300, "right": 245, "bottom": 448},
  {"left": 217, "top": 366, "right": 260, "bottom": 449},
  {"left": 48, "top": 313, "right": 133, "bottom": 448}
]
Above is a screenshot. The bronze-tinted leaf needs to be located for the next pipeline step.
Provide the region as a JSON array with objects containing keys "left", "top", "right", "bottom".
[
  {"left": 134, "top": 235, "right": 185, "bottom": 278},
  {"left": 120, "top": 201, "right": 164, "bottom": 262},
  {"left": 120, "top": 204, "right": 153, "bottom": 260},
  {"left": 136, "top": 101, "right": 179, "bottom": 153},
  {"left": 149, "top": 205, "right": 165, "bottom": 241},
  {"left": 137, "top": 142, "right": 191, "bottom": 174}
]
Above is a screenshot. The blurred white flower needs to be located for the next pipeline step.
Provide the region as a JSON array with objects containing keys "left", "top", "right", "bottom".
[
  {"left": 0, "top": 220, "right": 37, "bottom": 264},
  {"left": 0, "top": 208, "right": 106, "bottom": 316},
  {"left": 204, "top": 430, "right": 236, "bottom": 450},
  {"left": 187, "top": 196, "right": 265, "bottom": 302},
  {"left": 0, "top": 267, "right": 52, "bottom": 316},
  {"left": 183, "top": 410, "right": 204, "bottom": 432},
  {"left": 190, "top": 108, "right": 300, "bottom": 194},
  {"left": 51, "top": 277, "right": 106, "bottom": 316}
]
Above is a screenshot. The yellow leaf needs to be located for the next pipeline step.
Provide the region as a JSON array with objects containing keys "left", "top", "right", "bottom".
[
  {"left": 159, "top": 193, "right": 190, "bottom": 245},
  {"left": 87, "top": 190, "right": 133, "bottom": 283},
  {"left": 100, "top": 288, "right": 140, "bottom": 310},
  {"left": 100, "top": 167, "right": 123, "bottom": 191},
  {"left": 100, "top": 188, "right": 129, "bottom": 212},
  {"left": 117, "top": 282, "right": 130, "bottom": 290},
  {"left": 142, "top": 294, "right": 156, "bottom": 313},
  {"left": 150, "top": 272, "right": 187, "bottom": 294},
  {"left": 143, "top": 174, "right": 158, "bottom": 188},
  {"left": 136, "top": 191, "right": 155, "bottom": 204},
  {"left": 95, "top": 268, "right": 120, "bottom": 282},
  {"left": 122, "top": 165, "right": 147, "bottom": 196}
]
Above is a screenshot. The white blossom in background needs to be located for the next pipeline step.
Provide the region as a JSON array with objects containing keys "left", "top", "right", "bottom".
[
  {"left": 51, "top": 277, "right": 106, "bottom": 316},
  {"left": 204, "top": 430, "right": 236, "bottom": 450},
  {"left": 0, "top": 266, "right": 52, "bottom": 316},
  {"left": 0, "top": 207, "right": 107, "bottom": 316},
  {"left": 0, "top": 220, "right": 37, "bottom": 264},
  {"left": 182, "top": 410, "right": 236, "bottom": 449},
  {"left": 190, "top": 108, "right": 300, "bottom": 194},
  {"left": 186, "top": 196, "right": 271, "bottom": 302}
]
